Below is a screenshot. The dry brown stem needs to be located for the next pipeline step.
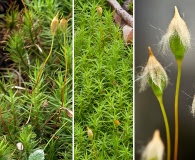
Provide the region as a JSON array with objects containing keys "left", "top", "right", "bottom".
[{"left": 107, "top": 0, "right": 133, "bottom": 27}]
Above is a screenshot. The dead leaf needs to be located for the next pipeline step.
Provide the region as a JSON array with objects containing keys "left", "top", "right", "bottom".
[
  {"left": 65, "top": 108, "right": 73, "bottom": 118},
  {"left": 122, "top": 25, "right": 133, "bottom": 44}
]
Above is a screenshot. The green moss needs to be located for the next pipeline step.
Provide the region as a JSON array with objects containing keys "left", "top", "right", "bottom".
[
  {"left": 0, "top": 0, "right": 72, "bottom": 159},
  {"left": 74, "top": 0, "right": 133, "bottom": 159}
]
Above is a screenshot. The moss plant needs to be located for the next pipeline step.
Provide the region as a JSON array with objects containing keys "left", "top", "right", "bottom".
[
  {"left": 0, "top": 0, "right": 72, "bottom": 159},
  {"left": 0, "top": 137, "right": 13, "bottom": 160},
  {"left": 32, "top": 12, "right": 58, "bottom": 93},
  {"left": 75, "top": 0, "right": 133, "bottom": 159},
  {"left": 60, "top": 17, "right": 69, "bottom": 107}
]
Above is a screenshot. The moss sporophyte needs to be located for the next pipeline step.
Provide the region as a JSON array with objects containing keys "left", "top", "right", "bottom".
[
  {"left": 97, "top": 6, "right": 103, "bottom": 16},
  {"left": 139, "top": 47, "right": 170, "bottom": 160},
  {"left": 50, "top": 12, "right": 59, "bottom": 35},
  {"left": 159, "top": 6, "right": 191, "bottom": 60},
  {"left": 142, "top": 130, "right": 164, "bottom": 160},
  {"left": 32, "top": 12, "right": 59, "bottom": 93},
  {"left": 32, "top": 12, "right": 70, "bottom": 112},
  {"left": 87, "top": 127, "right": 93, "bottom": 140},
  {"left": 60, "top": 16, "right": 69, "bottom": 107},
  {"left": 139, "top": 47, "right": 168, "bottom": 95},
  {"left": 159, "top": 6, "right": 191, "bottom": 160},
  {"left": 60, "top": 17, "right": 68, "bottom": 33}
]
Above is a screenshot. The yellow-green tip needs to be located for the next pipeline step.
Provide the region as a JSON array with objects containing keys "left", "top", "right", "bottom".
[
  {"left": 60, "top": 17, "right": 68, "bottom": 33},
  {"left": 50, "top": 12, "right": 59, "bottom": 35}
]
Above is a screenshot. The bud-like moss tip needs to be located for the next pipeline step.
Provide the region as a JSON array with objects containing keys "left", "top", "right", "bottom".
[
  {"left": 154, "top": 129, "right": 160, "bottom": 137},
  {"left": 87, "top": 127, "right": 93, "bottom": 140},
  {"left": 50, "top": 12, "right": 59, "bottom": 35},
  {"left": 56, "top": 11, "right": 59, "bottom": 17},
  {"left": 97, "top": 6, "right": 103, "bottom": 15},
  {"left": 60, "top": 17, "right": 68, "bottom": 33}
]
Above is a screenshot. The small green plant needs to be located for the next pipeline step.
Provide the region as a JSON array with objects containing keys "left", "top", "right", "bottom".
[
  {"left": 0, "top": 0, "right": 72, "bottom": 159},
  {"left": 17, "top": 125, "right": 37, "bottom": 158},
  {"left": 0, "top": 137, "right": 12, "bottom": 160}
]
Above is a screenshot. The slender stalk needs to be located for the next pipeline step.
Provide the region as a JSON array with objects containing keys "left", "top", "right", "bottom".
[
  {"left": 100, "top": 14, "right": 104, "bottom": 48},
  {"left": 32, "top": 35, "right": 55, "bottom": 93},
  {"left": 174, "top": 59, "right": 182, "bottom": 160},
  {"left": 98, "top": 11, "right": 104, "bottom": 50},
  {"left": 115, "top": 125, "right": 119, "bottom": 159},
  {"left": 44, "top": 121, "right": 67, "bottom": 150},
  {"left": 11, "top": 102, "right": 16, "bottom": 131},
  {"left": 156, "top": 95, "right": 171, "bottom": 160},
  {"left": 61, "top": 32, "right": 68, "bottom": 107},
  {"left": 92, "top": 139, "right": 98, "bottom": 160}
]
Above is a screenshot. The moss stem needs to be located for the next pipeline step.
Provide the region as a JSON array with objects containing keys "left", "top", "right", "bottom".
[
  {"left": 32, "top": 35, "right": 54, "bottom": 93},
  {"left": 99, "top": 13, "right": 104, "bottom": 50},
  {"left": 92, "top": 139, "right": 98, "bottom": 160},
  {"left": 174, "top": 59, "right": 182, "bottom": 160},
  {"left": 156, "top": 95, "right": 171, "bottom": 160},
  {"left": 62, "top": 32, "right": 68, "bottom": 107},
  {"left": 44, "top": 121, "right": 66, "bottom": 150}
]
